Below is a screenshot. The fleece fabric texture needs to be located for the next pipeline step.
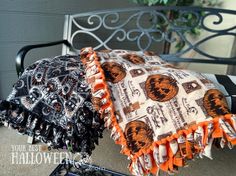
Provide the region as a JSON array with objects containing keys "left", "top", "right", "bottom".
[{"left": 80, "top": 47, "right": 236, "bottom": 175}]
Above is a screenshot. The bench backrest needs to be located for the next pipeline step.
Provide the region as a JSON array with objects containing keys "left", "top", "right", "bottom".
[{"left": 62, "top": 6, "right": 236, "bottom": 64}]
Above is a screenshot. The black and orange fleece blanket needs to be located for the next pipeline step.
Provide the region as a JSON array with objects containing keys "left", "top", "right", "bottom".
[
  {"left": 80, "top": 47, "right": 236, "bottom": 175},
  {"left": 0, "top": 47, "right": 236, "bottom": 175}
]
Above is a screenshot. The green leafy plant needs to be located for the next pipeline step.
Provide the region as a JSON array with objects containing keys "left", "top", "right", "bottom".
[{"left": 131, "top": 0, "right": 222, "bottom": 7}]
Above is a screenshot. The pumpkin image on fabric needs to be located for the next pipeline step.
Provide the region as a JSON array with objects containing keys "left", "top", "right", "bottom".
[
  {"left": 122, "top": 54, "right": 145, "bottom": 64},
  {"left": 124, "top": 120, "right": 153, "bottom": 153},
  {"left": 101, "top": 62, "right": 126, "bottom": 83},
  {"left": 203, "top": 89, "right": 230, "bottom": 117},
  {"left": 145, "top": 74, "right": 179, "bottom": 102}
]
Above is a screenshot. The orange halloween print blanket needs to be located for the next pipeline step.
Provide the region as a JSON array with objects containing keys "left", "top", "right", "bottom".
[{"left": 80, "top": 47, "right": 236, "bottom": 176}]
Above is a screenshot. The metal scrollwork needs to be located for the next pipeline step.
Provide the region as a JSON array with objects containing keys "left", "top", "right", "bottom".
[
  {"left": 72, "top": 15, "right": 103, "bottom": 31},
  {"left": 201, "top": 11, "right": 226, "bottom": 32},
  {"left": 66, "top": 6, "right": 236, "bottom": 63},
  {"left": 171, "top": 10, "right": 200, "bottom": 30}
]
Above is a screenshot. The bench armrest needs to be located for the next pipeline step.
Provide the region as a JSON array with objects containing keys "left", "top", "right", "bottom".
[{"left": 16, "top": 40, "right": 71, "bottom": 77}]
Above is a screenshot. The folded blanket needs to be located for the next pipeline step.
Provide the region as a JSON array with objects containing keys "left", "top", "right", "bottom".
[
  {"left": 1, "top": 48, "right": 236, "bottom": 175},
  {"left": 80, "top": 47, "right": 236, "bottom": 175},
  {"left": 0, "top": 55, "right": 104, "bottom": 155}
]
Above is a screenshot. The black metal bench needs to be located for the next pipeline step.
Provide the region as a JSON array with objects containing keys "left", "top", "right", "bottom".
[
  {"left": 13, "top": 6, "right": 236, "bottom": 176},
  {"left": 16, "top": 6, "right": 236, "bottom": 76}
]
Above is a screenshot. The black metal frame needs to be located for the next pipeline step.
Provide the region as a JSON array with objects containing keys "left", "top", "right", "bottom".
[
  {"left": 66, "top": 6, "right": 236, "bottom": 60},
  {"left": 49, "top": 159, "right": 129, "bottom": 176},
  {"left": 15, "top": 6, "right": 236, "bottom": 77},
  {"left": 16, "top": 40, "right": 71, "bottom": 77}
]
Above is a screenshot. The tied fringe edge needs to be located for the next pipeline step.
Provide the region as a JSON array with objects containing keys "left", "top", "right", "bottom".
[{"left": 0, "top": 99, "right": 104, "bottom": 155}]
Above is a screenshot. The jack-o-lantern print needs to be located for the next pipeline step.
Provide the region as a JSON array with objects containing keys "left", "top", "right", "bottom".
[
  {"left": 145, "top": 74, "right": 179, "bottom": 102},
  {"left": 203, "top": 89, "right": 230, "bottom": 117},
  {"left": 122, "top": 54, "right": 145, "bottom": 65},
  {"left": 101, "top": 62, "right": 126, "bottom": 83},
  {"left": 124, "top": 120, "right": 153, "bottom": 153}
]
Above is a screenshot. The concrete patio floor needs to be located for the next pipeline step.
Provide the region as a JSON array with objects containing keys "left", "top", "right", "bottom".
[{"left": 1, "top": 126, "right": 236, "bottom": 176}]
